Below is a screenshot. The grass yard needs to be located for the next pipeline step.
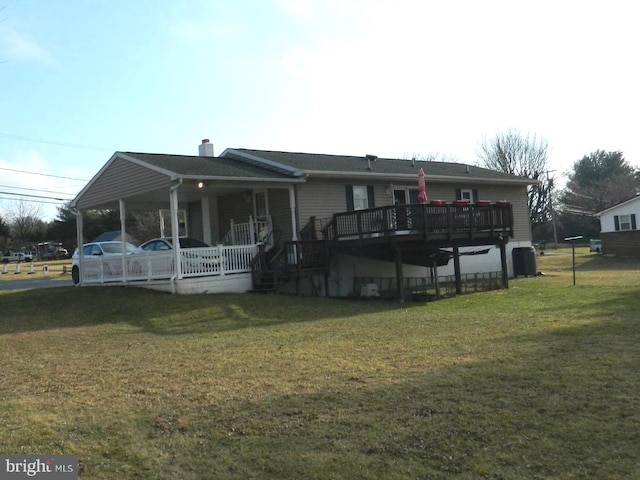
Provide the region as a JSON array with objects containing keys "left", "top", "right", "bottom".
[{"left": 1, "top": 247, "right": 639, "bottom": 479}]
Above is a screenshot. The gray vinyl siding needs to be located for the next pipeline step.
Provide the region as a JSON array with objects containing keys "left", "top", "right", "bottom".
[
  {"left": 296, "top": 179, "right": 392, "bottom": 225},
  {"left": 187, "top": 201, "right": 203, "bottom": 240},
  {"left": 76, "top": 157, "right": 170, "bottom": 209},
  {"left": 217, "top": 191, "right": 254, "bottom": 239},
  {"left": 296, "top": 178, "right": 532, "bottom": 242},
  {"left": 474, "top": 184, "right": 531, "bottom": 241},
  {"left": 267, "top": 188, "right": 293, "bottom": 243}
]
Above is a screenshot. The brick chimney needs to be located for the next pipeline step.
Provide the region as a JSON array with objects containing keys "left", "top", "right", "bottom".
[{"left": 198, "top": 139, "right": 214, "bottom": 157}]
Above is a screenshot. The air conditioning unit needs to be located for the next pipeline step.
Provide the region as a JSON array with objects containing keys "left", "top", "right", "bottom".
[{"left": 360, "top": 283, "right": 379, "bottom": 297}]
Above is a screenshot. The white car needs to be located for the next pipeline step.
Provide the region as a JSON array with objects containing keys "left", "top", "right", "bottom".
[
  {"left": 130, "top": 237, "right": 219, "bottom": 277},
  {"left": 1, "top": 251, "right": 33, "bottom": 263},
  {"left": 71, "top": 241, "right": 137, "bottom": 284}
]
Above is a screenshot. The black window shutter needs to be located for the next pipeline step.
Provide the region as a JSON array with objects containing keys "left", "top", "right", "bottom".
[
  {"left": 614, "top": 215, "right": 620, "bottom": 231},
  {"left": 367, "top": 185, "right": 375, "bottom": 208},
  {"left": 472, "top": 189, "right": 479, "bottom": 202},
  {"left": 345, "top": 185, "right": 354, "bottom": 211},
  {"left": 632, "top": 214, "right": 637, "bottom": 230},
  {"left": 455, "top": 188, "right": 462, "bottom": 200}
]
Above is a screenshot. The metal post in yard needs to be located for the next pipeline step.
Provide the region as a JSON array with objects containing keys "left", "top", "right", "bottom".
[{"left": 564, "top": 236, "right": 583, "bottom": 285}]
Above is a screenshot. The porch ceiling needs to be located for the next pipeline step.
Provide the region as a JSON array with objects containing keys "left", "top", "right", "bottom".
[{"left": 80, "top": 181, "right": 281, "bottom": 211}]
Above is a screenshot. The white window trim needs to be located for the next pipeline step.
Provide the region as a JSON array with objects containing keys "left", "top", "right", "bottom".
[
  {"left": 459, "top": 189, "right": 473, "bottom": 201},
  {"left": 619, "top": 214, "right": 631, "bottom": 231},
  {"left": 353, "top": 185, "right": 369, "bottom": 211}
]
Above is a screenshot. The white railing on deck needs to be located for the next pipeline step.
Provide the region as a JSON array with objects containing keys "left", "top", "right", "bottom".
[{"left": 79, "top": 244, "right": 259, "bottom": 285}]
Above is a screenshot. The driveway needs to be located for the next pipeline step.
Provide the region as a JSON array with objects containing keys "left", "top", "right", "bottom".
[{"left": 0, "top": 277, "right": 74, "bottom": 291}]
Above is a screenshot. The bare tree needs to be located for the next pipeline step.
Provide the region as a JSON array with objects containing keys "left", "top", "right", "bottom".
[
  {"left": 5, "top": 199, "right": 44, "bottom": 243},
  {"left": 403, "top": 152, "right": 460, "bottom": 163},
  {"left": 477, "top": 130, "right": 551, "bottom": 237}
]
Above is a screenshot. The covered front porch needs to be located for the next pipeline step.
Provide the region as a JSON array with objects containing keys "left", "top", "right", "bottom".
[{"left": 71, "top": 150, "right": 304, "bottom": 294}]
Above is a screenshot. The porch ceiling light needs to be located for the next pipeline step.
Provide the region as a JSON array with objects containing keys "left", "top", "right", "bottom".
[{"left": 197, "top": 181, "right": 206, "bottom": 189}]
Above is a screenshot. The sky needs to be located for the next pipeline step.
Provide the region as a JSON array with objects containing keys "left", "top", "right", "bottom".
[{"left": 1, "top": 0, "right": 639, "bottom": 221}]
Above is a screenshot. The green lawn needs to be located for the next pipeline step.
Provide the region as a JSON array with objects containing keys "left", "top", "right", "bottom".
[{"left": 1, "top": 247, "right": 639, "bottom": 479}]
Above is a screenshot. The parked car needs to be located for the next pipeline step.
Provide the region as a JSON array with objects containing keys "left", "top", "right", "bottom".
[
  {"left": 71, "top": 241, "right": 137, "bottom": 284},
  {"left": 1, "top": 251, "right": 33, "bottom": 263},
  {"left": 130, "top": 237, "right": 219, "bottom": 276},
  {"left": 589, "top": 239, "right": 602, "bottom": 253},
  {"left": 41, "top": 248, "right": 69, "bottom": 261}
]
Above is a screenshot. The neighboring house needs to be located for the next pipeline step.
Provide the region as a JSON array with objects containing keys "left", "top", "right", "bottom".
[
  {"left": 70, "top": 140, "right": 536, "bottom": 298},
  {"left": 92, "top": 230, "right": 139, "bottom": 245},
  {"left": 595, "top": 195, "right": 640, "bottom": 256}
]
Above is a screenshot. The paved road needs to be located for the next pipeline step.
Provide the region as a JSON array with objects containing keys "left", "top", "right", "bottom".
[{"left": 0, "top": 277, "right": 74, "bottom": 291}]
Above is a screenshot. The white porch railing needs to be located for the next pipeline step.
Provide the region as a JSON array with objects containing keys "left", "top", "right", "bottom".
[
  {"left": 78, "top": 244, "right": 259, "bottom": 285},
  {"left": 222, "top": 216, "right": 272, "bottom": 247}
]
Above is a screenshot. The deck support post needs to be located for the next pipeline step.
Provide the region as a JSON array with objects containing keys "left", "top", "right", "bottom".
[
  {"left": 499, "top": 239, "right": 509, "bottom": 289},
  {"left": 432, "top": 257, "right": 440, "bottom": 298},
  {"left": 453, "top": 246, "right": 462, "bottom": 294},
  {"left": 394, "top": 248, "right": 405, "bottom": 302},
  {"left": 323, "top": 272, "right": 330, "bottom": 297}
]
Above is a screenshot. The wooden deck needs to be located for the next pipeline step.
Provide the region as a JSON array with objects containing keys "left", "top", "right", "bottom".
[
  {"left": 324, "top": 202, "right": 513, "bottom": 247},
  {"left": 251, "top": 202, "right": 513, "bottom": 295}
]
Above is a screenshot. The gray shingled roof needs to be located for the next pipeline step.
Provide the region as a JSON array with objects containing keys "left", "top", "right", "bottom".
[
  {"left": 122, "top": 152, "right": 294, "bottom": 179},
  {"left": 227, "top": 148, "right": 534, "bottom": 183},
  {"left": 121, "top": 149, "right": 534, "bottom": 184}
]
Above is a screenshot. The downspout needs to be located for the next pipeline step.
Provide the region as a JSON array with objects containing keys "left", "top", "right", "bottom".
[
  {"left": 289, "top": 185, "right": 299, "bottom": 273},
  {"left": 169, "top": 179, "right": 182, "bottom": 294},
  {"left": 289, "top": 185, "right": 298, "bottom": 241}
]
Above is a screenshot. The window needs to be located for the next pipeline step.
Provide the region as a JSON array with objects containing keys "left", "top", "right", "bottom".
[
  {"left": 353, "top": 186, "right": 369, "bottom": 210},
  {"left": 620, "top": 215, "right": 631, "bottom": 230},
  {"left": 460, "top": 189, "right": 473, "bottom": 201},
  {"left": 614, "top": 214, "right": 636, "bottom": 231},
  {"left": 393, "top": 188, "right": 419, "bottom": 205},
  {"left": 159, "top": 209, "right": 188, "bottom": 237},
  {"left": 455, "top": 188, "right": 478, "bottom": 202},
  {"left": 345, "top": 185, "right": 375, "bottom": 211}
]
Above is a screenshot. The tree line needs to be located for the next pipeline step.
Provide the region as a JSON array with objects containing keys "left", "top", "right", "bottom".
[
  {"left": 0, "top": 204, "right": 162, "bottom": 256},
  {"left": 478, "top": 130, "right": 639, "bottom": 243}
]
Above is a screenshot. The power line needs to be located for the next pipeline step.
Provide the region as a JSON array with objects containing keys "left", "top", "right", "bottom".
[
  {"left": 0, "top": 196, "right": 65, "bottom": 206},
  {"left": 0, "top": 132, "right": 111, "bottom": 152},
  {"left": 0, "top": 191, "right": 70, "bottom": 201},
  {"left": 0, "top": 166, "right": 88, "bottom": 182},
  {"left": 0, "top": 184, "right": 76, "bottom": 196}
]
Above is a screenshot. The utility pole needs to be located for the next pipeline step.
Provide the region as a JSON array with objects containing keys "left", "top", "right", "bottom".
[{"left": 546, "top": 170, "right": 558, "bottom": 249}]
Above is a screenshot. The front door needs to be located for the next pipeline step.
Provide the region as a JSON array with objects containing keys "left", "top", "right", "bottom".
[
  {"left": 254, "top": 191, "right": 267, "bottom": 219},
  {"left": 253, "top": 190, "right": 273, "bottom": 247},
  {"left": 393, "top": 189, "right": 409, "bottom": 229}
]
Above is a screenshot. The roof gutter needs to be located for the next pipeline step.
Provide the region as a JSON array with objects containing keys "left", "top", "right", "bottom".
[
  {"left": 178, "top": 175, "right": 306, "bottom": 183},
  {"left": 302, "top": 170, "right": 537, "bottom": 185}
]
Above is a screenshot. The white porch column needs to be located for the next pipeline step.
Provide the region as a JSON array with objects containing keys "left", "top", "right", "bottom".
[
  {"left": 289, "top": 185, "right": 298, "bottom": 241},
  {"left": 75, "top": 209, "right": 84, "bottom": 286},
  {"left": 170, "top": 180, "right": 182, "bottom": 279},
  {"left": 201, "top": 196, "right": 212, "bottom": 245},
  {"left": 119, "top": 199, "right": 127, "bottom": 283}
]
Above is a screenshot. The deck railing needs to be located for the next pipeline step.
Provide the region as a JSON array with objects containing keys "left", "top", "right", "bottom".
[{"left": 323, "top": 202, "right": 513, "bottom": 242}]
